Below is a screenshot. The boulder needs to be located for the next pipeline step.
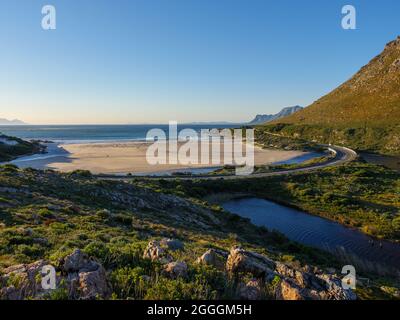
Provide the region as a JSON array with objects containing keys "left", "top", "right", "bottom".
[
  {"left": 196, "top": 249, "right": 228, "bottom": 270},
  {"left": 238, "top": 279, "right": 263, "bottom": 300},
  {"left": 143, "top": 240, "right": 173, "bottom": 264},
  {"left": 62, "top": 249, "right": 98, "bottom": 273},
  {"left": 66, "top": 272, "right": 80, "bottom": 299},
  {"left": 62, "top": 249, "right": 111, "bottom": 299},
  {"left": 163, "top": 261, "right": 188, "bottom": 279},
  {"left": 78, "top": 266, "right": 111, "bottom": 299},
  {"left": 0, "top": 260, "right": 48, "bottom": 300},
  {"left": 0, "top": 249, "right": 113, "bottom": 300},
  {"left": 276, "top": 262, "right": 315, "bottom": 289},
  {"left": 276, "top": 279, "right": 304, "bottom": 300},
  {"left": 274, "top": 263, "right": 357, "bottom": 300},
  {"left": 226, "top": 247, "right": 276, "bottom": 278},
  {"left": 316, "top": 274, "right": 357, "bottom": 300},
  {"left": 160, "top": 238, "right": 184, "bottom": 251}
]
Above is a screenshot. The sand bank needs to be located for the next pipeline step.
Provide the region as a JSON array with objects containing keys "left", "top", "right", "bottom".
[{"left": 12, "top": 141, "right": 312, "bottom": 175}]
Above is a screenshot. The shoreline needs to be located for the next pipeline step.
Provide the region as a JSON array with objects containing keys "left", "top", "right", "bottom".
[{"left": 8, "top": 140, "right": 319, "bottom": 175}]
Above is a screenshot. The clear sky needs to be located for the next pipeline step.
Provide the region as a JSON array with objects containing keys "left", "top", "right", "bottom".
[{"left": 0, "top": 0, "right": 399, "bottom": 124}]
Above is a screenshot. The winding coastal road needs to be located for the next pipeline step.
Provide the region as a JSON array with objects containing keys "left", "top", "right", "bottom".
[{"left": 97, "top": 145, "right": 358, "bottom": 181}]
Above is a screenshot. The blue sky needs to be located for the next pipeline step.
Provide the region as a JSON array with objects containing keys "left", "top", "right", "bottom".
[{"left": 0, "top": 0, "right": 399, "bottom": 124}]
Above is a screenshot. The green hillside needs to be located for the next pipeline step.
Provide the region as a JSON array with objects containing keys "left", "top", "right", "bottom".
[{"left": 263, "top": 36, "right": 400, "bottom": 155}]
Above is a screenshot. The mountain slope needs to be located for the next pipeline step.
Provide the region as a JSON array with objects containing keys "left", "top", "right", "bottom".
[
  {"left": 274, "top": 37, "right": 400, "bottom": 127},
  {"left": 249, "top": 106, "right": 303, "bottom": 125},
  {"left": 262, "top": 37, "right": 400, "bottom": 155}
]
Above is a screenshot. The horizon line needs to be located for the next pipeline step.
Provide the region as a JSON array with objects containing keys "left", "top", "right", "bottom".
[{"left": 0, "top": 121, "right": 247, "bottom": 126}]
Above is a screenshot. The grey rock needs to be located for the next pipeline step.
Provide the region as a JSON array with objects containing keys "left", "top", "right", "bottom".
[
  {"left": 274, "top": 263, "right": 357, "bottom": 300},
  {"left": 163, "top": 261, "right": 188, "bottom": 279},
  {"left": 62, "top": 249, "right": 98, "bottom": 273},
  {"left": 143, "top": 240, "right": 173, "bottom": 264},
  {"left": 160, "top": 238, "right": 184, "bottom": 251},
  {"left": 196, "top": 249, "right": 228, "bottom": 270},
  {"left": 238, "top": 279, "right": 263, "bottom": 300},
  {"left": 0, "top": 260, "right": 48, "bottom": 300},
  {"left": 226, "top": 247, "right": 276, "bottom": 278},
  {"left": 78, "top": 265, "right": 111, "bottom": 300}
]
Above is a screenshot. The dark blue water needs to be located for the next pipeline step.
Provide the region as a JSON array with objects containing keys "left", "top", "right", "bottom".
[
  {"left": 223, "top": 198, "right": 400, "bottom": 268},
  {"left": 0, "top": 124, "right": 238, "bottom": 143}
]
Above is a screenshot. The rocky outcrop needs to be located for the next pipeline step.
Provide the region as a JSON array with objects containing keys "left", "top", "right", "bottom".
[
  {"left": 196, "top": 249, "right": 228, "bottom": 270},
  {"left": 274, "top": 262, "right": 356, "bottom": 300},
  {"left": 77, "top": 267, "right": 110, "bottom": 299},
  {"left": 226, "top": 247, "right": 276, "bottom": 278},
  {"left": 0, "top": 249, "right": 111, "bottom": 300},
  {"left": 143, "top": 238, "right": 185, "bottom": 263},
  {"left": 275, "top": 263, "right": 319, "bottom": 289},
  {"left": 143, "top": 240, "right": 173, "bottom": 264},
  {"left": 1, "top": 242, "right": 357, "bottom": 301},
  {"left": 63, "top": 249, "right": 99, "bottom": 273},
  {"left": 225, "top": 247, "right": 356, "bottom": 301},
  {"left": 163, "top": 261, "right": 188, "bottom": 279},
  {"left": 61, "top": 249, "right": 111, "bottom": 300},
  {"left": 238, "top": 278, "right": 263, "bottom": 300},
  {"left": 143, "top": 240, "right": 187, "bottom": 280},
  {"left": 0, "top": 260, "right": 48, "bottom": 300},
  {"left": 160, "top": 238, "right": 184, "bottom": 251},
  {"left": 315, "top": 274, "right": 357, "bottom": 300},
  {"left": 276, "top": 279, "right": 304, "bottom": 300}
]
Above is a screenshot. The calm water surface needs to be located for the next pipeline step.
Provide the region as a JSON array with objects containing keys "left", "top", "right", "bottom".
[
  {"left": 0, "top": 124, "right": 237, "bottom": 143},
  {"left": 223, "top": 198, "right": 400, "bottom": 268}
]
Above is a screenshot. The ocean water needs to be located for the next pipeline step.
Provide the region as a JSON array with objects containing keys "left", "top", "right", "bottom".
[
  {"left": 3, "top": 124, "right": 323, "bottom": 173},
  {"left": 0, "top": 124, "right": 238, "bottom": 143}
]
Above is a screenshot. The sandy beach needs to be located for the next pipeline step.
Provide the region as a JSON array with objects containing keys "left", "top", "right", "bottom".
[{"left": 11, "top": 141, "right": 313, "bottom": 175}]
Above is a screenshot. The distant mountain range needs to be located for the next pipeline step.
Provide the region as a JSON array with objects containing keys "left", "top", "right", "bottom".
[
  {"left": 248, "top": 106, "right": 303, "bottom": 125},
  {"left": 0, "top": 118, "right": 26, "bottom": 125}
]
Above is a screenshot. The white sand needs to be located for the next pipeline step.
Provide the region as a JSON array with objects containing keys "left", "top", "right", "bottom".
[{"left": 40, "top": 141, "right": 309, "bottom": 175}]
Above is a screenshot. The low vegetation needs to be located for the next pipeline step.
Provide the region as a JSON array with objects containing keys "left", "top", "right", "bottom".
[
  {"left": 0, "top": 134, "right": 43, "bottom": 162},
  {"left": 0, "top": 130, "right": 399, "bottom": 299},
  {"left": 209, "top": 155, "right": 333, "bottom": 176},
  {"left": 254, "top": 127, "right": 324, "bottom": 152},
  {"left": 144, "top": 162, "right": 400, "bottom": 242},
  {"left": 0, "top": 165, "right": 398, "bottom": 299},
  {"left": 0, "top": 164, "right": 347, "bottom": 299},
  {"left": 257, "top": 123, "right": 400, "bottom": 156}
]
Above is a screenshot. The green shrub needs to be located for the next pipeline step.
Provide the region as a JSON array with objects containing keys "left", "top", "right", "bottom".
[
  {"left": 113, "top": 213, "right": 133, "bottom": 226},
  {"left": 145, "top": 277, "right": 217, "bottom": 300},
  {"left": 68, "top": 170, "right": 92, "bottom": 178},
  {"left": 110, "top": 267, "right": 147, "bottom": 299}
]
